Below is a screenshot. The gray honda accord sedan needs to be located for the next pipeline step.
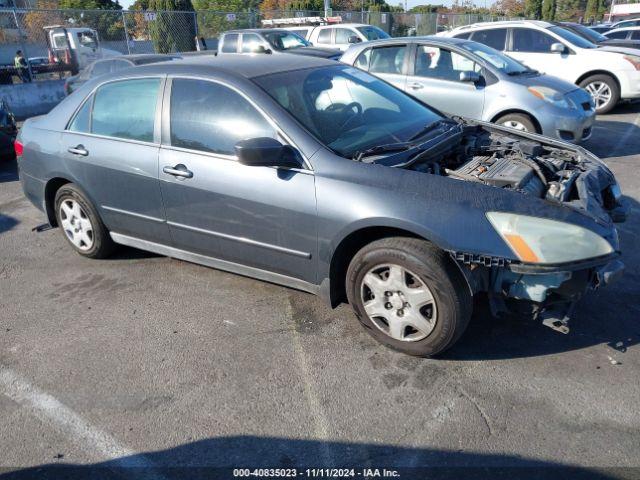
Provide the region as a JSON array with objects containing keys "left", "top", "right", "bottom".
[{"left": 17, "top": 55, "right": 626, "bottom": 356}]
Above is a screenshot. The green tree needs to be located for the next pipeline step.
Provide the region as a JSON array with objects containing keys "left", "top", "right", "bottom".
[
  {"left": 524, "top": 0, "right": 542, "bottom": 18},
  {"left": 541, "top": 0, "right": 555, "bottom": 19},
  {"left": 147, "top": 0, "right": 196, "bottom": 53}
]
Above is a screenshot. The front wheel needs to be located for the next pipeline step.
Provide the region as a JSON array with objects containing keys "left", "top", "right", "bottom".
[
  {"left": 579, "top": 74, "right": 620, "bottom": 114},
  {"left": 495, "top": 113, "right": 537, "bottom": 133},
  {"left": 346, "top": 238, "right": 472, "bottom": 357}
]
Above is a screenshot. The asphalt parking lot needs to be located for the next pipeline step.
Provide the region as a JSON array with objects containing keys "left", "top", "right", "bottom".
[{"left": 0, "top": 104, "right": 639, "bottom": 478}]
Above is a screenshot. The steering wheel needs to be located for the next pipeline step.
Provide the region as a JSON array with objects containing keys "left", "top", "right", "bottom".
[{"left": 326, "top": 102, "right": 363, "bottom": 131}]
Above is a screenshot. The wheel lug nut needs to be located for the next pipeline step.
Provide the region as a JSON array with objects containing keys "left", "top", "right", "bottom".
[
  {"left": 385, "top": 302, "right": 392, "bottom": 310},
  {"left": 397, "top": 309, "right": 404, "bottom": 317},
  {"left": 385, "top": 291, "right": 392, "bottom": 297}
]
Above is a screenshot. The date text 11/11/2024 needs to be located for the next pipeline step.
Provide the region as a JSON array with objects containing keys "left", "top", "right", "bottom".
[{"left": 233, "top": 468, "right": 401, "bottom": 478}]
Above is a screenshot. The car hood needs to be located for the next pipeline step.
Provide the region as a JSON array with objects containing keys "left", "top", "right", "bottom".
[
  {"left": 595, "top": 44, "right": 640, "bottom": 55},
  {"left": 600, "top": 39, "right": 640, "bottom": 50},
  {"left": 505, "top": 71, "right": 582, "bottom": 95},
  {"left": 287, "top": 46, "right": 342, "bottom": 58}
]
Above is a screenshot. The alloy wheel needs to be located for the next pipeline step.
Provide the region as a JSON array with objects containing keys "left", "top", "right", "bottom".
[
  {"left": 360, "top": 263, "right": 437, "bottom": 342},
  {"left": 502, "top": 120, "right": 529, "bottom": 131},
  {"left": 59, "top": 198, "right": 94, "bottom": 251},
  {"left": 584, "top": 81, "right": 612, "bottom": 111}
]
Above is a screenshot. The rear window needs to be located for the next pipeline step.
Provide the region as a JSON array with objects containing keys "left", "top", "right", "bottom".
[{"left": 471, "top": 28, "right": 507, "bottom": 50}]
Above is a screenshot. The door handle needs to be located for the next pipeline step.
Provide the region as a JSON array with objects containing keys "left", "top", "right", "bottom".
[
  {"left": 163, "top": 164, "right": 193, "bottom": 179},
  {"left": 68, "top": 145, "right": 88, "bottom": 156},
  {"left": 408, "top": 82, "right": 424, "bottom": 90}
]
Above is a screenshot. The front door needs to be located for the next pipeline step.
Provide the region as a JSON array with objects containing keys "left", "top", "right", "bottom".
[
  {"left": 407, "top": 44, "right": 485, "bottom": 119},
  {"left": 63, "top": 77, "right": 170, "bottom": 244},
  {"left": 159, "top": 78, "right": 318, "bottom": 283},
  {"left": 506, "top": 27, "right": 573, "bottom": 83}
]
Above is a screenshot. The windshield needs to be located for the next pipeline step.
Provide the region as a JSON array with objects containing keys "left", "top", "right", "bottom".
[
  {"left": 263, "top": 31, "right": 310, "bottom": 50},
  {"left": 357, "top": 26, "right": 390, "bottom": 40},
  {"left": 254, "top": 65, "right": 442, "bottom": 158},
  {"left": 568, "top": 23, "right": 607, "bottom": 42},
  {"left": 460, "top": 41, "right": 530, "bottom": 74},
  {"left": 548, "top": 26, "right": 597, "bottom": 48}
]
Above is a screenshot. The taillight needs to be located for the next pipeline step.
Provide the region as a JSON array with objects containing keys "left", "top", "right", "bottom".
[
  {"left": 624, "top": 55, "right": 640, "bottom": 71},
  {"left": 14, "top": 139, "right": 23, "bottom": 157}
]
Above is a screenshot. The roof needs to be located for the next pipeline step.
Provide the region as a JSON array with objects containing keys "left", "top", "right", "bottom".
[
  {"left": 451, "top": 19, "right": 553, "bottom": 31},
  {"left": 608, "top": 25, "right": 640, "bottom": 32},
  {"left": 128, "top": 54, "right": 335, "bottom": 79},
  {"left": 345, "top": 35, "right": 469, "bottom": 47},
  {"left": 223, "top": 28, "right": 289, "bottom": 34}
]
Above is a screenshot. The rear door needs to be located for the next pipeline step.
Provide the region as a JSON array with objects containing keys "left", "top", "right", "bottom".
[
  {"left": 406, "top": 43, "right": 485, "bottom": 119},
  {"left": 63, "top": 77, "right": 170, "bottom": 244},
  {"left": 158, "top": 77, "right": 317, "bottom": 283}
]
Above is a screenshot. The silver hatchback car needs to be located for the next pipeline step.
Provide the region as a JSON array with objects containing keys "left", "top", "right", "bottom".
[{"left": 341, "top": 36, "right": 596, "bottom": 143}]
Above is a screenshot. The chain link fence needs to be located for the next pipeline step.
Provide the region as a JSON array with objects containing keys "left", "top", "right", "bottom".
[{"left": 0, "top": 6, "right": 518, "bottom": 83}]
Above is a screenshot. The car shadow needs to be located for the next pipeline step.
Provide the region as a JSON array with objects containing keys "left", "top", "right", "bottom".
[
  {"left": 586, "top": 103, "right": 640, "bottom": 158},
  {"left": 443, "top": 194, "right": 639, "bottom": 361},
  {"left": 0, "top": 436, "right": 621, "bottom": 480},
  {"left": 0, "top": 158, "right": 18, "bottom": 183},
  {"left": 0, "top": 213, "right": 19, "bottom": 234}
]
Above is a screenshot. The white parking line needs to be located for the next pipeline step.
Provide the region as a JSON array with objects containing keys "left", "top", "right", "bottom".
[{"left": 0, "top": 367, "right": 163, "bottom": 475}]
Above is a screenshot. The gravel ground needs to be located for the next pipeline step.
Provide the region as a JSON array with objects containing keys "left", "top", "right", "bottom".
[{"left": 0, "top": 104, "right": 639, "bottom": 479}]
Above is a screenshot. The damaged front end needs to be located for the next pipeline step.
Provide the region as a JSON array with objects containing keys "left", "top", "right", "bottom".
[{"left": 395, "top": 119, "right": 627, "bottom": 333}]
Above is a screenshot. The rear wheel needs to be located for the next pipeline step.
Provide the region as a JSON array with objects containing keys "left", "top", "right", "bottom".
[
  {"left": 346, "top": 237, "right": 472, "bottom": 357},
  {"left": 579, "top": 74, "right": 619, "bottom": 114},
  {"left": 495, "top": 113, "right": 537, "bottom": 133},
  {"left": 54, "top": 184, "right": 115, "bottom": 259}
]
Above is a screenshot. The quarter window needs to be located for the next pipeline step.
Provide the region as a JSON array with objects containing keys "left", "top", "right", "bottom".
[
  {"left": 68, "top": 96, "right": 92, "bottom": 133},
  {"left": 355, "top": 48, "right": 371, "bottom": 69},
  {"left": 512, "top": 28, "right": 557, "bottom": 52},
  {"left": 369, "top": 45, "right": 406, "bottom": 74},
  {"left": 169, "top": 79, "right": 275, "bottom": 155},
  {"left": 91, "top": 78, "right": 160, "bottom": 142},
  {"left": 470, "top": 28, "right": 507, "bottom": 50},
  {"left": 632, "top": 31, "right": 640, "bottom": 40},
  {"left": 221, "top": 33, "right": 239, "bottom": 53},
  {"left": 317, "top": 28, "right": 332, "bottom": 43}
]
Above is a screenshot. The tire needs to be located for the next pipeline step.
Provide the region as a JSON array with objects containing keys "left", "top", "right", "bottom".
[
  {"left": 346, "top": 237, "right": 472, "bottom": 357},
  {"left": 54, "top": 183, "right": 115, "bottom": 259},
  {"left": 579, "top": 74, "right": 620, "bottom": 114},
  {"left": 494, "top": 113, "right": 538, "bottom": 133}
]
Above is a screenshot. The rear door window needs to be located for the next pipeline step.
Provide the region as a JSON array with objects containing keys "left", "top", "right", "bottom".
[
  {"left": 91, "top": 78, "right": 160, "bottom": 142},
  {"left": 606, "top": 30, "right": 629, "bottom": 39},
  {"left": 169, "top": 78, "right": 275, "bottom": 155},
  {"left": 317, "top": 28, "right": 332, "bottom": 43},
  {"left": 414, "top": 46, "right": 480, "bottom": 81},
  {"left": 369, "top": 45, "right": 407, "bottom": 74},
  {"left": 470, "top": 28, "right": 507, "bottom": 50},
  {"left": 632, "top": 31, "right": 640, "bottom": 40},
  {"left": 68, "top": 96, "right": 92, "bottom": 133},
  {"left": 221, "top": 34, "right": 239, "bottom": 53}
]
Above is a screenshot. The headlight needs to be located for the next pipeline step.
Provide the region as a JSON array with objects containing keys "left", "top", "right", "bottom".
[
  {"left": 527, "top": 86, "right": 572, "bottom": 109},
  {"left": 623, "top": 55, "right": 640, "bottom": 71},
  {"left": 487, "top": 212, "right": 614, "bottom": 264}
]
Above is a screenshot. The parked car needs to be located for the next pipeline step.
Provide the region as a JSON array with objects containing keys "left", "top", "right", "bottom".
[
  {"left": 45, "top": 26, "right": 122, "bottom": 74},
  {"left": 557, "top": 21, "right": 640, "bottom": 49},
  {"left": 442, "top": 20, "right": 640, "bottom": 113},
  {"left": 588, "top": 24, "right": 613, "bottom": 34},
  {"left": 341, "top": 37, "right": 596, "bottom": 143},
  {"left": 604, "top": 26, "right": 640, "bottom": 41},
  {"left": 609, "top": 18, "right": 640, "bottom": 30},
  {"left": 286, "top": 23, "right": 390, "bottom": 51},
  {"left": 64, "top": 54, "right": 181, "bottom": 95},
  {"left": 217, "top": 29, "right": 341, "bottom": 59},
  {"left": 16, "top": 56, "right": 626, "bottom": 356},
  {"left": 0, "top": 100, "right": 17, "bottom": 162}
]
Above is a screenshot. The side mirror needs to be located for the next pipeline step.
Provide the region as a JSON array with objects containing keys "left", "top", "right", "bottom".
[
  {"left": 459, "top": 70, "right": 481, "bottom": 83},
  {"left": 550, "top": 42, "right": 567, "bottom": 54},
  {"left": 251, "top": 44, "right": 271, "bottom": 54},
  {"left": 235, "top": 137, "right": 300, "bottom": 168},
  {"left": 347, "top": 35, "right": 361, "bottom": 44}
]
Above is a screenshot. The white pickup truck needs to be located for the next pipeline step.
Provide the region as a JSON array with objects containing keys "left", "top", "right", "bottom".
[
  {"left": 262, "top": 17, "right": 390, "bottom": 51},
  {"left": 45, "top": 26, "right": 121, "bottom": 74}
]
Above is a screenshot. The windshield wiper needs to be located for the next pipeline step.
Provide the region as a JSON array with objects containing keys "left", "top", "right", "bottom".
[
  {"left": 408, "top": 119, "right": 457, "bottom": 142},
  {"left": 507, "top": 69, "right": 539, "bottom": 76},
  {"left": 353, "top": 142, "right": 412, "bottom": 161}
]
